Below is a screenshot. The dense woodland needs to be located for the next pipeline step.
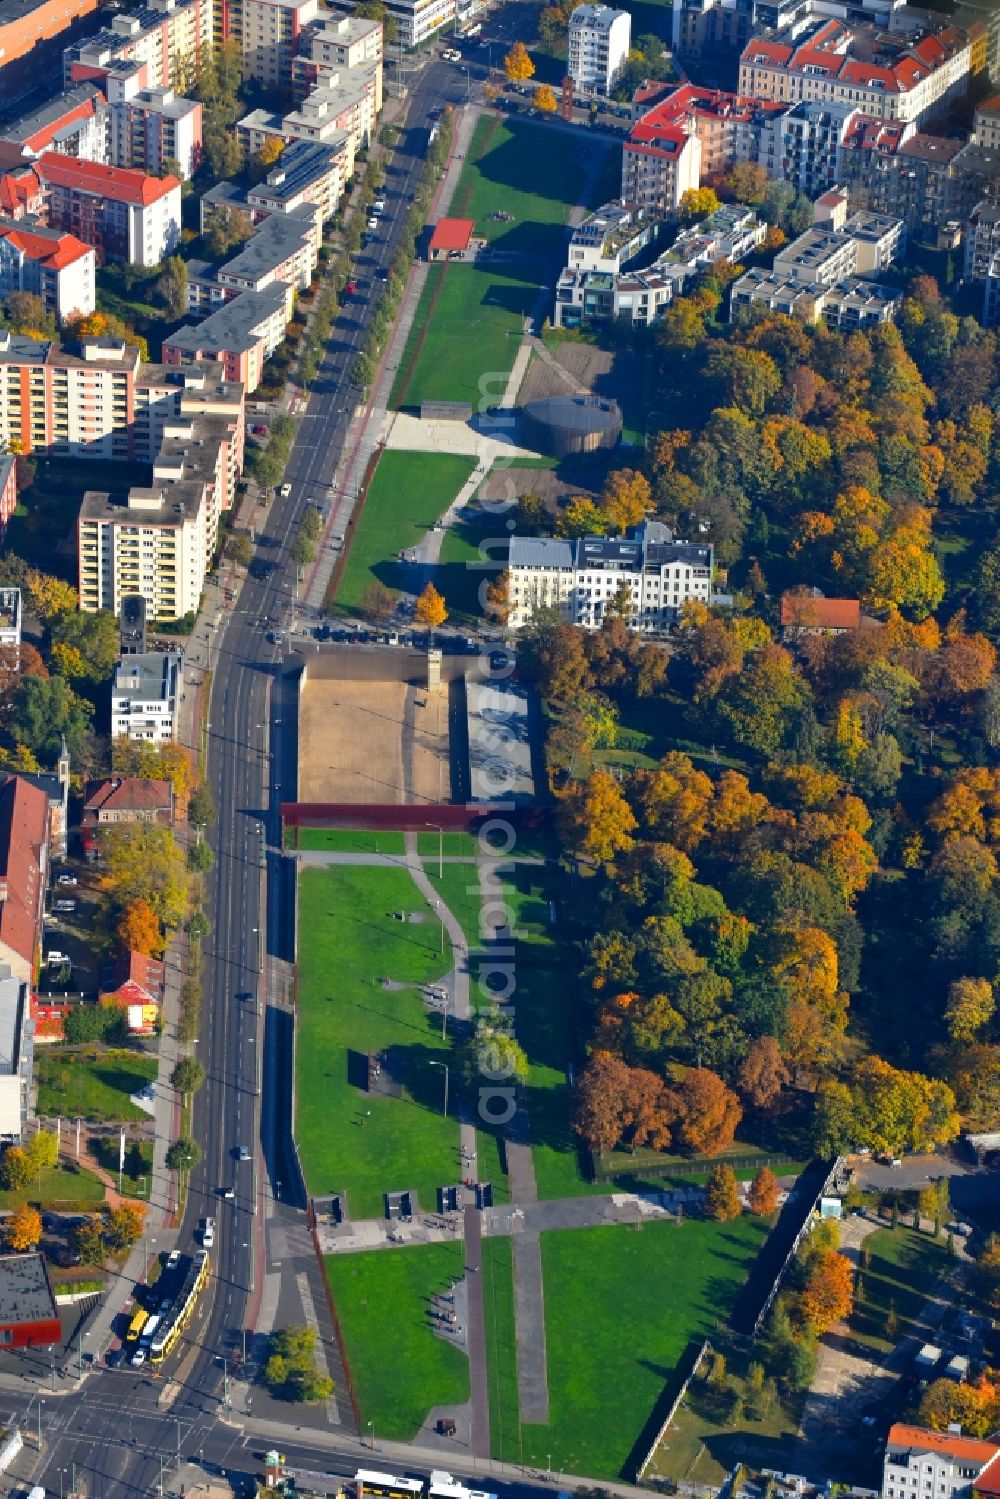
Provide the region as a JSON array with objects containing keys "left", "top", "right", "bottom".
[{"left": 516, "top": 272, "right": 1000, "bottom": 1166}]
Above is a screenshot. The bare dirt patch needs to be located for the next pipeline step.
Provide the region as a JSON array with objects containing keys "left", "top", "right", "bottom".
[{"left": 299, "top": 673, "right": 452, "bottom": 805}]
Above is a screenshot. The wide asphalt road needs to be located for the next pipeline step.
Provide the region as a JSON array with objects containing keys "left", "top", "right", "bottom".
[{"left": 16, "top": 43, "right": 496, "bottom": 1499}]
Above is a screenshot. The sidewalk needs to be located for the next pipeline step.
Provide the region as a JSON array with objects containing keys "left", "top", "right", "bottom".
[{"left": 236, "top": 1414, "right": 657, "bottom": 1498}]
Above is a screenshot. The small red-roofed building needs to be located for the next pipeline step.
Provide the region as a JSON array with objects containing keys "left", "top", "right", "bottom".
[
  {"left": 83, "top": 776, "right": 174, "bottom": 828},
  {"left": 35, "top": 152, "right": 180, "bottom": 265},
  {"left": 781, "top": 591, "right": 862, "bottom": 638},
  {"left": 427, "top": 217, "right": 477, "bottom": 261},
  {"left": 99, "top": 949, "right": 164, "bottom": 1035}
]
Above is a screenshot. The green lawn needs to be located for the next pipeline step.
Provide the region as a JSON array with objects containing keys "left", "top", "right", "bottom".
[
  {"left": 296, "top": 866, "right": 460, "bottom": 1217},
  {"left": 851, "top": 1227, "right": 953, "bottom": 1354},
  {"left": 422, "top": 859, "right": 483, "bottom": 953},
  {"left": 0, "top": 1162, "right": 105, "bottom": 1210},
  {"left": 436, "top": 509, "right": 505, "bottom": 623},
  {"left": 482, "top": 1236, "right": 519, "bottom": 1457},
  {"left": 448, "top": 115, "right": 600, "bottom": 257},
  {"left": 415, "top": 826, "right": 553, "bottom": 861},
  {"left": 326, "top": 1243, "right": 469, "bottom": 1438},
  {"left": 512, "top": 1217, "right": 771, "bottom": 1479},
  {"left": 288, "top": 828, "right": 406, "bottom": 855},
  {"left": 392, "top": 116, "right": 611, "bottom": 411},
  {"left": 34, "top": 1049, "right": 158, "bottom": 1123},
  {"left": 391, "top": 263, "right": 535, "bottom": 410},
  {"left": 334, "top": 450, "right": 477, "bottom": 612}
]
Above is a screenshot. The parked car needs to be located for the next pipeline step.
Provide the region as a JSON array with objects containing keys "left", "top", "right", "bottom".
[
  {"left": 201, "top": 1217, "right": 216, "bottom": 1248},
  {"left": 346, "top": 279, "right": 358, "bottom": 293},
  {"left": 56, "top": 874, "right": 77, "bottom": 887},
  {"left": 279, "top": 483, "right": 292, "bottom": 498},
  {"left": 251, "top": 424, "right": 268, "bottom": 436},
  {"left": 373, "top": 199, "right": 386, "bottom": 212},
  {"left": 52, "top": 900, "right": 76, "bottom": 913},
  {"left": 367, "top": 217, "right": 379, "bottom": 230}
]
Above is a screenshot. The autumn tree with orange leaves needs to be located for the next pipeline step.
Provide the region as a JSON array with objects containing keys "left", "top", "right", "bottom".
[{"left": 798, "top": 1249, "right": 853, "bottom": 1334}]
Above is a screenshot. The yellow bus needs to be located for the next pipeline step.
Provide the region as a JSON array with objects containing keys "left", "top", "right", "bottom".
[{"left": 125, "top": 1307, "right": 148, "bottom": 1345}]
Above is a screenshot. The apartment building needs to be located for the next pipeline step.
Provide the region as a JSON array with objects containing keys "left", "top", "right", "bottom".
[
  {"left": 0, "top": 0, "right": 102, "bottom": 108},
  {"left": 162, "top": 283, "right": 289, "bottom": 391},
  {"left": 555, "top": 203, "right": 763, "bottom": 329},
  {"left": 0, "top": 83, "right": 108, "bottom": 164},
  {"left": 567, "top": 4, "right": 631, "bottom": 95},
  {"left": 231, "top": 0, "right": 319, "bottom": 84},
  {"left": 756, "top": 99, "right": 856, "bottom": 198},
  {"left": 731, "top": 212, "right": 904, "bottom": 326},
  {"left": 247, "top": 137, "right": 349, "bottom": 224},
  {"left": 111, "top": 651, "right": 179, "bottom": 742},
  {"left": 621, "top": 118, "right": 701, "bottom": 214},
  {"left": 0, "top": 333, "right": 140, "bottom": 459},
  {"left": 507, "top": 522, "right": 713, "bottom": 634},
  {"left": 107, "top": 86, "right": 202, "bottom": 179},
  {"left": 0, "top": 216, "right": 95, "bottom": 320},
  {"left": 631, "top": 85, "right": 785, "bottom": 180},
  {"left": 79, "top": 482, "right": 210, "bottom": 620},
  {"left": 334, "top": 0, "right": 450, "bottom": 49},
  {"left": 78, "top": 368, "right": 245, "bottom": 621},
  {"left": 36, "top": 152, "right": 181, "bottom": 265},
  {"left": 838, "top": 116, "right": 1000, "bottom": 233},
  {"left": 291, "top": 11, "right": 381, "bottom": 96},
  {"left": 65, "top": 0, "right": 212, "bottom": 91},
  {"left": 739, "top": 17, "right": 974, "bottom": 128},
  {"left": 975, "top": 93, "right": 1000, "bottom": 151},
  {"left": 0, "top": 331, "right": 244, "bottom": 468},
  {"left": 237, "top": 62, "right": 377, "bottom": 162}
]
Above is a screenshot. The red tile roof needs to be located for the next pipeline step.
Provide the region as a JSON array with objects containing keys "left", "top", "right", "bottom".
[
  {"left": 887, "top": 1424, "right": 1000, "bottom": 1466},
  {"left": 37, "top": 152, "right": 180, "bottom": 206},
  {"left": 0, "top": 168, "right": 43, "bottom": 217},
  {"left": 83, "top": 777, "right": 172, "bottom": 816},
  {"left": 781, "top": 594, "right": 861, "bottom": 630},
  {"left": 743, "top": 38, "right": 793, "bottom": 63},
  {"left": 429, "top": 217, "right": 475, "bottom": 252},
  {"left": 0, "top": 225, "right": 91, "bottom": 271},
  {"left": 0, "top": 775, "right": 49, "bottom": 970},
  {"left": 101, "top": 948, "right": 165, "bottom": 1000},
  {"left": 23, "top": 96, "right": 102, "bottom": 154},
  {"left": 977, "top": 1454, "right": 1000, "bottom": 1499}
]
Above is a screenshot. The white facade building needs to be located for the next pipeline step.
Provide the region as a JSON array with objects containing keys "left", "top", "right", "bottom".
[
  {"left": 882, "top": 1425, "right": 1000, "bottom": 1499},
  {"left": 567, "top": 4, "right": 631, "bottom": 95},
  {"left": 0, "top": 590, "right": 20, "bottom": 652},
  {"left": 111, "top": 651, "right": 179, "bottom": 742},
  {"left": 507, "top": 522, "right": 713, "bottom": 633},
  {"left": 334, "top": 0, "right": 452, "bottom": 49}
]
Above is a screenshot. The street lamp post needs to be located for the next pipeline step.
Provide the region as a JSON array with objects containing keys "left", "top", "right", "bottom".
[
  {"left": 429, "top": 1060, "right": 449, "bottom": 1118},
  {"left": 368, "top": 1419, "right": 375, "bottom": 1450},
  {"left": 426, "top": 821, "right": 444, "bottom": 879}
]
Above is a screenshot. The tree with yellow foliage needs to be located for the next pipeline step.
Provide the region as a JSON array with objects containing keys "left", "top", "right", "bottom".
[
  {"left": 773, "top": 926, "right": 849, "bottom": 1077},
  {"left": 678, "top": 187, "right": 720, "bottom": 221},
  {"left": 631, "top": 752, "right": 713, "bottom": 854},
  {"left": 256, "top": 137, "right": 284, "bottom": 170},
  {"left": 560, "top": 769, "right": 637, "bottom": 865},
  {"left": 556, "top": 496, "right": 607, "bottom": 538},
  {"left": 503, "top": 40, "right": 535, "bottom": 82},
  {"left": 5, "top": 1204, "right": 41, "bottom": 1252},
  {"left": 600, "top": 469, "right": 651, "bottom": 531},
  {"left": 414, "top": 583, "right": 448, "bottom": 629},
  {"left": 945, "top": 977, "right": 995, "bottom": 1043},
  {"left": 24, "top": 568, "right": 77, "bottom": 622},
  {"left": 117, "top": 898, "right": 162, "bottom": 958},
  {"left": 533, "top": 83, "right": 557, "bottom": 112}
]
